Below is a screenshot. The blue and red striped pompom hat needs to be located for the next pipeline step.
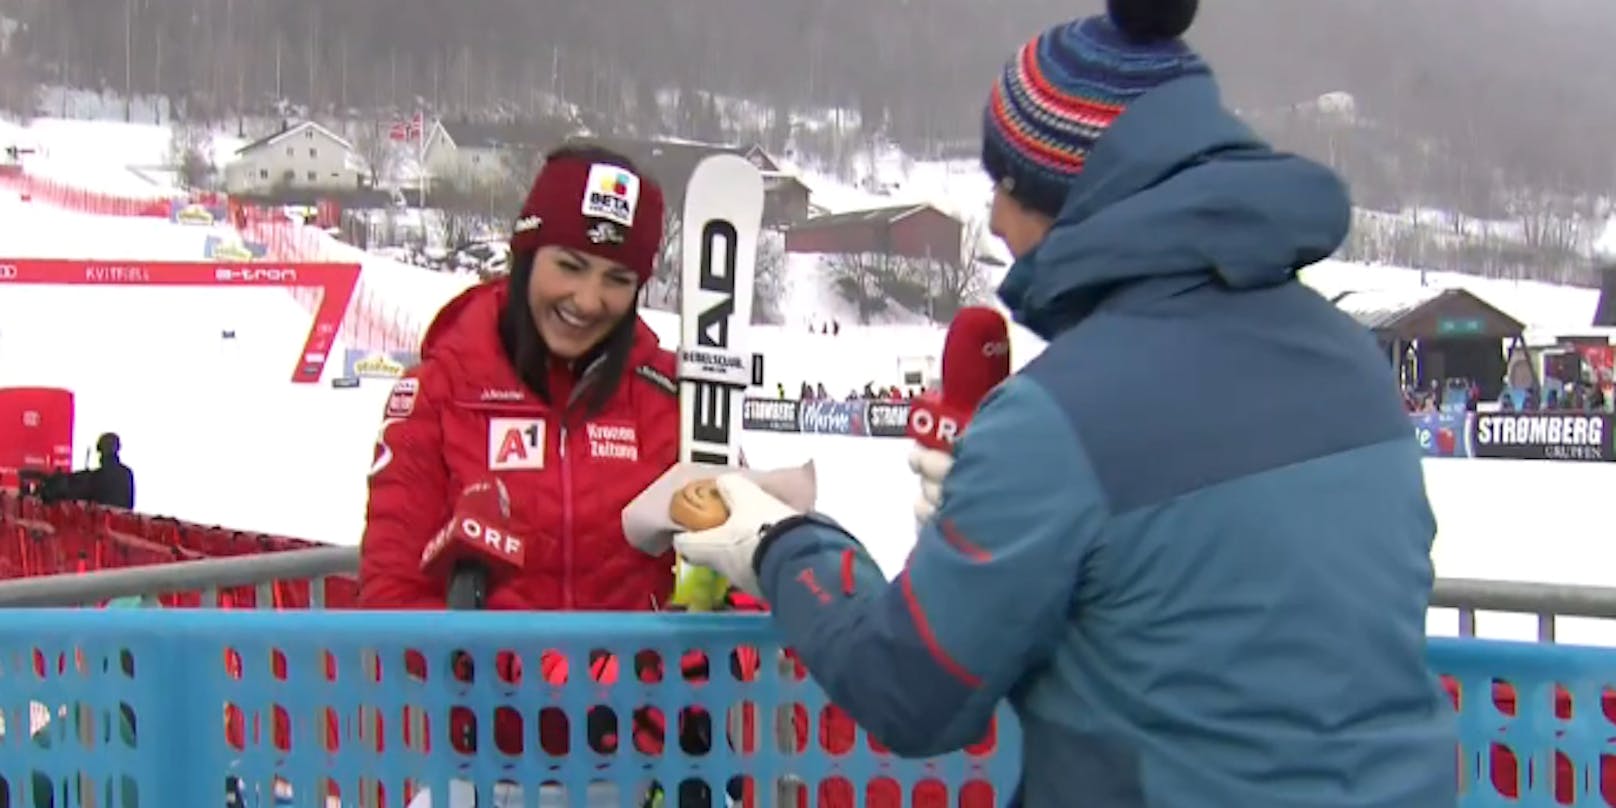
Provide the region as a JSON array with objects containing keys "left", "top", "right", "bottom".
[{"left": 982, "top": 0, "right": 1210, "bottom": 216}]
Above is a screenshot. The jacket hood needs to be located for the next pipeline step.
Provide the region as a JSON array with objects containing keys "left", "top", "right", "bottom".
[
  {"left": 419, "top": 281, "right": 663, "bottom": 378},
  {"left": 997, "top": 74, "right": 1352, "bottom": 340}
]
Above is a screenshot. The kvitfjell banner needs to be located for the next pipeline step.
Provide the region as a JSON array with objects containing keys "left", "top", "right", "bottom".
[{"left": 1471, "top": 413, "right": 1615, "bottom": 462}]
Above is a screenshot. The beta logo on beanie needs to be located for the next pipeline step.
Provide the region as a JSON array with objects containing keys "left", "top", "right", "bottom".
[
  {"left": 582, "top": 164, "right": 641, "bottom": 227},
  {"left": 510, "top": 154, "right": 665, "bottom": 284},
  {"left": 982, "top": 0, "right": 1208, "bottom": 216}
]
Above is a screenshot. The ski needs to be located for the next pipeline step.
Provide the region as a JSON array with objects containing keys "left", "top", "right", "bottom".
[{"left": 672, "top": 153, "right": 764, "bottom": 610}]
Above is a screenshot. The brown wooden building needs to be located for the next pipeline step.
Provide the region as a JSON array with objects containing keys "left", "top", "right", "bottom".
[
  {"left": 1594, "top": 263, "right": 1616, "bottom": 326},
  {"left": 783, "top": 203, "right": 963, "bottom": 264},
  {"left": 1332, "top": 287, "right": 1525, "bottom": 398}
]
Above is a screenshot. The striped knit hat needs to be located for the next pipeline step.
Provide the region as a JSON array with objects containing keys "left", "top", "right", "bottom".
[{"left": 982, "top": 0, "right": 1210, "bottom": 216}]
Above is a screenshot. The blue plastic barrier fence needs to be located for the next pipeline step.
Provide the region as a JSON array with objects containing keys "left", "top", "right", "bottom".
[{"left": 1, "top": 609, "right": 1613, "bottom": 807}]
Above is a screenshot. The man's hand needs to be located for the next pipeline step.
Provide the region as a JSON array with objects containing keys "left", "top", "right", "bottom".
[
  {"left": 671, "top": 474, "right": 801, "bottom": 597},
  {"left": 909, "top": 444, "right": 953, "bottom": 524}
]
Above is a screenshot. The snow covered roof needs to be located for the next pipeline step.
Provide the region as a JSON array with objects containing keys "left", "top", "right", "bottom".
[
  {"left": 786, "top": 202, "right": 951, "bottom": 232},
  {"left": 1331, "top": 286, "right": 1525, "bottom": 338},
  {"left": 1331, "top": 287, "right": 1445, "bottom": 330},
  {"left": 235, "top": 121, "right": 355, "bottom": 156}
]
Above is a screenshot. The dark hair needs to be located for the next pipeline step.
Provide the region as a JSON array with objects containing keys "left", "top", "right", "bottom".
[{"left": 500, "top": 142, "right": 646, "bottom": 417}]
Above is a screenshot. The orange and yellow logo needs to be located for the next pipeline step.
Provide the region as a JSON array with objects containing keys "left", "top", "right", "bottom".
[{"left": 598, "top": 171, "right": 631, "bottom": 196}]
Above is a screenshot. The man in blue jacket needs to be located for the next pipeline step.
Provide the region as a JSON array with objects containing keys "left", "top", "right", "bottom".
[{"left": 671, "top": 0, "right": 1458, "bottom": 804}]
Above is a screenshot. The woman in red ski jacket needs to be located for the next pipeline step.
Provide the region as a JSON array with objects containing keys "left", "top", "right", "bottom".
[
  {"left": 353, "top": 143, "right": 962, "bottom": 808},
  {"left": 359, "top": 144, "right": 678, "bottom": 613},
  {"left": 358, "top": 144, "right": 747, "bottom": 806}
]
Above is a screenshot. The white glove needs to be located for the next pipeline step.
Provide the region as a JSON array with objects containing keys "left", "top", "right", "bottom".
[
  {"left": 672, "top": 474, "right": 802, "bottom": 598},
  {"left": 908, "top": 444, "right": 954, "bottom": 525}
]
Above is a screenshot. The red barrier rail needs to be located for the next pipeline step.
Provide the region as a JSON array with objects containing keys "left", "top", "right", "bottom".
[
  {"left": 0, "top": 170, "right": 178, "bottom": 218},
  {"left": 0, "top": 491, "right": 358, "bottom": 608}
]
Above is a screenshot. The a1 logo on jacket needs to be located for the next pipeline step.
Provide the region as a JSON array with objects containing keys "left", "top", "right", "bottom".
[{"left": 488, "top": 417, "right": 545, "bottom": 471}]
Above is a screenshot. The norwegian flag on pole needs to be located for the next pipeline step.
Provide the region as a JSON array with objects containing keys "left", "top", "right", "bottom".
[{"left": 388, "top": 112, "right": 424, "bottom": 143}]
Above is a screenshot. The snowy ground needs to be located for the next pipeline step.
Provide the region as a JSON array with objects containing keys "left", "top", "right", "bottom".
[
  {"left": 0, "top": 185, "right": 1602, "bottom": 592},
  {"left": 784, "top": 148, "right": 1599, "bottom": 333},
  {"left": 4, "top": 114, "right": 1616, "bottom": 651},
  {"left": 3, "top": 117, "right": 182, "bottom": 198},
  {"left": 1297, "top": 259, "right": 1600, "bottom": 332},
  {"left": 2, "top": 260, "right": 1610, "bottom": 646},
  {"left": 1597, "top": 217, "right": 1616, "bottom": 260},
  {"left": 5, "top": 106, "right": 1602, "bottom": 333}
]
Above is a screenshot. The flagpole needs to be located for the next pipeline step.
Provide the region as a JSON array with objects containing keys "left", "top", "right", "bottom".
[{"left": 417, "top": 112, "right": 427, "bottom": 208}]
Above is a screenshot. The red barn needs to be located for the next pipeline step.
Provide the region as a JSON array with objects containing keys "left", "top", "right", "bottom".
[{"left": 784, "top": 203, "right": 963, "bottom": 265}]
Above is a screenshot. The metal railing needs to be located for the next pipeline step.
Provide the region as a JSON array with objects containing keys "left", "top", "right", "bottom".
[
  {"left": 0, "top": 548, "right": 1613, "bottom": 645},
  {"left": 1430, "top": 576, "right": 1616, "bottom": 643}
]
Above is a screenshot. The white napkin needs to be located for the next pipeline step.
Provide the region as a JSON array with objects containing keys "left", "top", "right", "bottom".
[{"left": 621, "top": 460, "right": 818, "bottom": 555}]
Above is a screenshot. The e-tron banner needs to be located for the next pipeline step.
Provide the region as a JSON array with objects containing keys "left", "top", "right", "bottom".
[{"left": 0, "top": 258, "right": 360, "bottom": 384}]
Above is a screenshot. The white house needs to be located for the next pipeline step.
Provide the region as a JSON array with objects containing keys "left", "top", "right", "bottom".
[
  {"left": 223, "top": 121, "right": 368, "bottom": 195},
  {"left": 420, "top": 121, "right": 503, "bottom": 187},
  {"left": 421, "top": 120, "right": 580, "bottom": 190}
]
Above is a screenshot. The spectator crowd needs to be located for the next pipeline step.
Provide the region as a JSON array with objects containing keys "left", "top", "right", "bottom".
[{"left": 775, "top": 381, "right": 924, "bottom": 402}]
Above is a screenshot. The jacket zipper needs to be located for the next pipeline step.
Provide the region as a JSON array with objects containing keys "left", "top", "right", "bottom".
[
  {"left": 558, "top": 358, "right": 602, "bottom": 612},
  {"left": 559, "top": 422, "right": 575, "bottom": 609}
]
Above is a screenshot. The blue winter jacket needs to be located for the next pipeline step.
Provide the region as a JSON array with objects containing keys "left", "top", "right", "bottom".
[{"left": 756, "top": 73, "right": 1457, "bottom": 807}]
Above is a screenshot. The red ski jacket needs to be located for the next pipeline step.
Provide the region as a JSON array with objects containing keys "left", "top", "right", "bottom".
[
  {"left": 357, "top": 281, "right": 681, "bottom": 612},
  {"left": 353, "top": 283, "right": 995, "bottom": 804}
]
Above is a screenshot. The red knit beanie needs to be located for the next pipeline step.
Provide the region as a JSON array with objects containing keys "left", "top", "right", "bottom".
[{"left": 510, "top": 154, "right": 665, "bottom": 284}]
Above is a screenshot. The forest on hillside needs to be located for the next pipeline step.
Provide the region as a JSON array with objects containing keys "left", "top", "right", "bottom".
[
  {"left": 0, "top": 0, "right": 1611, "bottom": 282},
  {"left": 2, "top": 0, "right": 1611, "bottom": 189}
]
